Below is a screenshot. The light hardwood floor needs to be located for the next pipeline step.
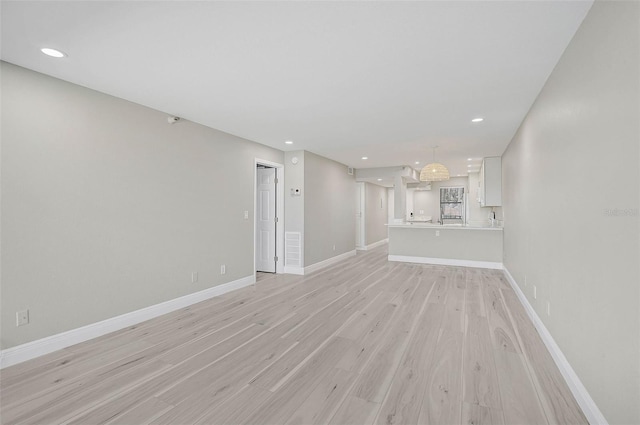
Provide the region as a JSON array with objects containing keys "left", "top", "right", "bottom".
[{"left": 0, "top": 246, "right": 587, "bottom": 424}]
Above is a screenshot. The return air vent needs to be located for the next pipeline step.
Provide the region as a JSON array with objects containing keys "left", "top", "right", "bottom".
[{"left": 285, "top": 232, "right": 302, "bottom": 268}]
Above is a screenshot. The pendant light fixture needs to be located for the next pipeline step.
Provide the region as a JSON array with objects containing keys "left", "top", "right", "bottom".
[{"left": 420, "top": 146, "right": 450, "bottom": 182}]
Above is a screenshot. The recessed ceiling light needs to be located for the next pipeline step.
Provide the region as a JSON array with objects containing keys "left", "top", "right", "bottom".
[
  {"left": 415, "top": 161, "right": 420, "bottom": 165},
  {"left": 467, "top": 158, "right": 473, "bottom": 161},
  {"left": 377, "top": 178, "right": 382, "bottom": 181},
  {"left": 41, "top": 48, "right": 66, "bottom": 58},
  {"left": 471, "top": 118, "right": 484, "bottom": 123},
  {"left": 361, "top": 156, "right": 368, "bottom": 160},
  {"left": 284, "top": 140, "right": 293, "bottom": 145}
]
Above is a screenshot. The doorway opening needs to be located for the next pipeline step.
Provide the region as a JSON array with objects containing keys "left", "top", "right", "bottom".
[{"left": 254, "top": 159, "right": 284, "bottom": 278}]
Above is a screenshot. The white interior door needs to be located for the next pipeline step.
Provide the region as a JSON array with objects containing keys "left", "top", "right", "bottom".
[{"left": 256, "top": 167, "right": 276, "bottom": 273}]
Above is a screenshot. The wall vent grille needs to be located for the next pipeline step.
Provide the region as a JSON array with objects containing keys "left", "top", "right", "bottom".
[{"left": 285, "top": 232, "right": 302, "bottom": 268}]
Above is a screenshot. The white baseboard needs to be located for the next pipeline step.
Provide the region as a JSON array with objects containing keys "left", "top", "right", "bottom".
[
  {"left": 388, "top": 255, "right": 503, "bottom": 270},
  {"left": 357, "top": 238, "right": 388, "bottom": 251},
  {"left": 0, "top": 275, "right": 255, "bottom": 369},
  {"left": 304, "top": 250, "right": 357, "bottom": 275},
  {"left": 283, "top": 266, "right": 305, "bottom": 275},
  {"left": 502, "top": 267, "right": 608, "bottom": 425}
]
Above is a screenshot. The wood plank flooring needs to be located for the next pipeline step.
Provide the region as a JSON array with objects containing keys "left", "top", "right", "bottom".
[{"left": 0, "top": 246, "right": 588, "bottom": 425}]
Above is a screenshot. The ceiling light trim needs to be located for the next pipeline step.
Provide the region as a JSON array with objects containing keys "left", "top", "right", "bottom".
[{"left": 40, "top": 47, "right": 66, "bottom": 58}]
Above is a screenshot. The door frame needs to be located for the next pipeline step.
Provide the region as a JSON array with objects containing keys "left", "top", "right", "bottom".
[{"left": 254, "top": 158, "right": 285, "bottom": 278}]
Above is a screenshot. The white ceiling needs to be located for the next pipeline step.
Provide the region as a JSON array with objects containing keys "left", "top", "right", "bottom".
[{"left": 1, "top": 1, "right": 593, "bottom": 176}]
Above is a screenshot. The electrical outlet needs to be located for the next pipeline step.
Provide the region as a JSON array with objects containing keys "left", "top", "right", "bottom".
[
  {"left": 16, "top": 309, "right": 29, "bottom": 327},
  {"left": 533, "top": 286, "right": 537, "bottom": 299},
  {"left": 243, "top": 211, "right": 249, "bottom": 220},
  {"left": 220, "top": 265, "right": 226, "bottom": 275},
  {"left": 435, "top": 230, "right": 440, "bottom": 237},
  {"left": 547, "top": 301, "right": 551, "bottom": 316},
  {"left": 191, "top": 272, "right": 198, "bottom": 283}
]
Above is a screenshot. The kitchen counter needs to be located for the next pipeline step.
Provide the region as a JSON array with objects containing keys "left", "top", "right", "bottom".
[
  {"left": 387, "top": 222, "right": 502, "bottom": 231},
  {"left": 387, "top": 223, "right": 503, "bottom": 269}
]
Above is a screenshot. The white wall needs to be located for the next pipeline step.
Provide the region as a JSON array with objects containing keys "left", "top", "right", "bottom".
[
  {"left": 501, "top": 2, "right": 639, "bottom": 423},
  {"left": 405, "top": 188, "right": 415, "bottom": 220},
  {"left": 304, "top": 151, "right": 356, "bottom": 266},
  {"left": 364, "top": 182, "right": 388, "bottom": 245},
  {"left": 1, "top": 62, "right": 284, "bottom": 349},
  {"left": 284, "top": 150, "right": 305, "bottom": 267}
]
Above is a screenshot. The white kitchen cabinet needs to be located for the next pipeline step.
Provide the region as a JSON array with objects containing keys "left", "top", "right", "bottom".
[{"left": 479, "top": 156, "right": 502, "bottom": 207}]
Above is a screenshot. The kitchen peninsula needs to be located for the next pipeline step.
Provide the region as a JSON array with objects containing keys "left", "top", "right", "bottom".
[{"left": 387, "top": 222, "right": 503, "bottom": 269}]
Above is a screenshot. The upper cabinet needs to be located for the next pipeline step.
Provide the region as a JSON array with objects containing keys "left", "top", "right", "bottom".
[{"left": 479, "top": 156, "right": 502, "bottom": 207}]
